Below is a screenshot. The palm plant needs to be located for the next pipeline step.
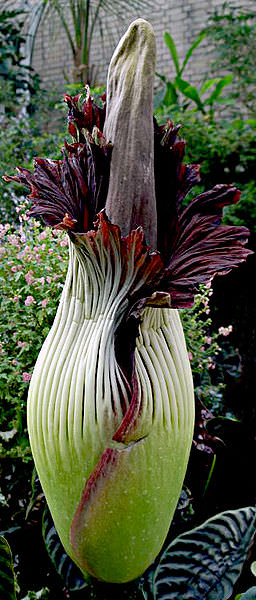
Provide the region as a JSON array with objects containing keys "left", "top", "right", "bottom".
[{"left": 7, "top": 0, "right": 153, "bottom": 85}]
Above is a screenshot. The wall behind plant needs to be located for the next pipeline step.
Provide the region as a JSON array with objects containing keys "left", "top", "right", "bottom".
[{"left": 29, "top": 0, "right": 255, "bottom": 89}]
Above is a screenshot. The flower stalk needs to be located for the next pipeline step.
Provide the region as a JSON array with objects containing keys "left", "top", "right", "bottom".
[{"left": 4, "top": 18, "right": 252, "bottom": 584}]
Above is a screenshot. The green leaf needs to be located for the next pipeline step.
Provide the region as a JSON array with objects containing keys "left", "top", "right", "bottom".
[
  {"left": 207, "top": 74, "right": 234, "bottom": 105},
  {"left": 200, "top": 78, "right": 221, "bottom": 94},
  {"left": 155, "top": 72, "right": 166, "bottom": 83},
  {"left": 163, "top": 81, "right": 179, "bottom": 107},
  {"left": 0, "top": 536, "right": 16, "bottom": 600},
  {"left": 245, "top": 119, "right": 256, "bottom": 128},
  {"left": 181, "top": 30, "right": 206, "bottom": 75},
  {"left": 164, "top": 32, "right": 180, "bottom": 74},
  {"left": 175, "top": 76, "right": 205, "bottom": 111},
  {"left": 42, "top": 507, "right": 88, "bottom": 591},
  {"left": 20, "top": 588, "right": 49, "bottom": 600},
  {"left": 145, "top": 507, "right": 256, "bottom": 600}
]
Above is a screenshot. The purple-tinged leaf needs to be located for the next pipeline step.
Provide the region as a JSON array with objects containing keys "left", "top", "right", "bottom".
[
  {"left": 64, "top": 86, "right": 106, "bottom": 142},
  {"left": 4, "top": 137, "right": 112, "bottom": 233},
  {"left": 160, "top": 184, "right": 253, "bottom": 307},
  {"left": 154, "top": 119, "right": 201, "bottom": 261}
]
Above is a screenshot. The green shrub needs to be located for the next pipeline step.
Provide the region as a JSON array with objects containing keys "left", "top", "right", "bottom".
[
  {"left": 0, "top": 204, "right": 68, "bottom": 460},
  {"left": 0, "top": 111, "right": 64, "bottom": 222},
  {"left": 0, "top": 9, "right": 40, "bottom": 113},
  {"left": 205, "top": 4, "right": 256, "bottom": 116},
  {"left": 155, "top": 29, "right": 233, "bottom": 119},
  {"left": 180, "top": 283, "right": 235, "bottom": 413}
]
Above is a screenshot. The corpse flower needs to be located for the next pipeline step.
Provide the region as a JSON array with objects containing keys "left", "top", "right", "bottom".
[{"left": 4, "top": 19, "right": 252, "bottom": 584}]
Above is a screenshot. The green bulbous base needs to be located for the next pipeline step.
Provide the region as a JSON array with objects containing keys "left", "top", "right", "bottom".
[{"left": 27, "top": 233, "right": 194, "bottom": 583}]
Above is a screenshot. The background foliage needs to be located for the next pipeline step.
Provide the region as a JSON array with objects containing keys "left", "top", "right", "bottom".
[
  {"left": 0, "top": 9, "right": 39, "bottom": 110},
  {"left": 205, "top": 3, "right": 256, "bottom": 117}
]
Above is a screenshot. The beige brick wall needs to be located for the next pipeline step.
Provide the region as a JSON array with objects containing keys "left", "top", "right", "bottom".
[{"left": 30, "top": 0, "right": 255, "bottom": 91}]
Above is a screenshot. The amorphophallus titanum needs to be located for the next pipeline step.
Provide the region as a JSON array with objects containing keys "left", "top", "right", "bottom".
[{"left": 4, "top": 19, "right": 252, "bottom": 584}]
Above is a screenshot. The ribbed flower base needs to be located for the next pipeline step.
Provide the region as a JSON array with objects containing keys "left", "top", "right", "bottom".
[{"left": 27, "top": 230, "right": 194, "bottom": 582}]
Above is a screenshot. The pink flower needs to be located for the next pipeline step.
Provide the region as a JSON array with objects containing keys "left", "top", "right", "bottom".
[
  {"left": 12, "top": 359, "right": 18, "bottom": 366},
  {"left": 41, "top": 299, "right": 48, "bottom": 308},
  {"left": 205, "top": 336, "right": 212, "bottom": 345},
  {"left": 46, "top": 276, "right": 52, "bottom": 283},
  {"left": 25, "top": 295, "right": 35, "bottom": 306},
  {"left": 60, "top": 237, "right": 68, "bottom": 248},
  {"left": 13, "top": 296, "right": 19, "bottom": 303},
  {"left": 39, "top": 277, "right": 45, "bottom": 285},
  {"left": 188, "top": 351, "right": 193, "bottom": 361},
  {"left": 48, "top": 248, "right": 53, "bottom": 254},
  {"left": 7, "top": 234, "right": 19, "bottom": 246},
  {"left": 25, "top": 270, "right": 34, "bottom": 284},
  {"left": 218, "top": 325, "right": 233, "bottom": 337},
  {"left": 22, "top": 372, "right": 32, "bottom": 382},
  {"left": 17, "top": 341, "right": 27, "bottom": 348},
  {"left": 39, "top": 231, "right": 47, "bottom": 241},
  {"left": 207, "top": 357, "right": 216, "bottom": 370},
  {"left": 11, "top": 266, "right": 18, "bottom": 273}
]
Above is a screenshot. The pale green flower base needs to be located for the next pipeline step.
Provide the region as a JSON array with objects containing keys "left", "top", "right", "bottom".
[{"left": 27, "top": 236, "right": 195, "bottom": 582}]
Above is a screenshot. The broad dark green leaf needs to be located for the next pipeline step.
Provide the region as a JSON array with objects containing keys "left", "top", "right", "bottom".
[
  {"left": 200, "top": 78, "right": 221, "bottom": 95},
  {"left": 42, "top": 507, "right": 88, "bottom": 591},
  {"left": 144, "top": 507, "right": 256, "bottom": 600},
  {"left": 175, "top": 76, "right": 205, "bottom": 111},
  {"left": 207, "top": 74, "right": 234, "bottom": 105},
  {"left": 180, "top": 31, "right": 206, "bottom": 75},
  {"left": 163, "top": 81, "right": 179, "bottom": 107},
  {"left": 164, "top": 32, "right": 180, "bottom": 74},
  {"left": 0, "top": 536, "right": 16, "bottom": 600}
]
